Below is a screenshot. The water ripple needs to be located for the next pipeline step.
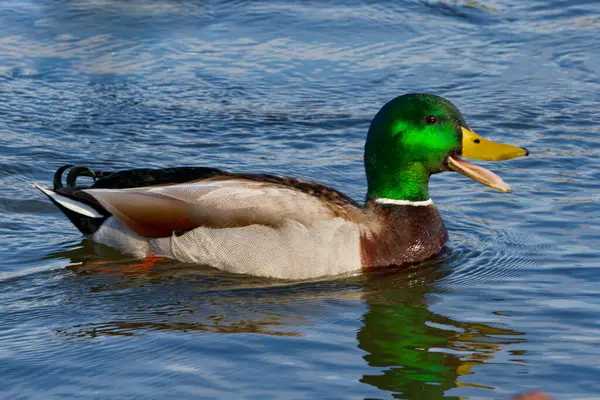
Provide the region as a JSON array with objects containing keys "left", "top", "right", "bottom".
[{"left": 1, "top": 0, "right": 600, "bottom": 398}]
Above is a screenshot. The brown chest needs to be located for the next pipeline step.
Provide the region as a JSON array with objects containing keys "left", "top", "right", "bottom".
[{"left": 359, "top": 203, "right": 448, "bottom": 269}]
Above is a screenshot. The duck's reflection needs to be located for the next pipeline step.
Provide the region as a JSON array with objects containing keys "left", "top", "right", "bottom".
[
  {"left": 51, "top": 244, "right": 525, "bottom": 397},
  {"left": 357, "top": 267, "right": 524, "bottom": 398}
]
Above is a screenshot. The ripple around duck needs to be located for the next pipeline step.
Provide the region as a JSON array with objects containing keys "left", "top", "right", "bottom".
[{"left": 439, "top": 214, "right": 550, "bottom": 287}]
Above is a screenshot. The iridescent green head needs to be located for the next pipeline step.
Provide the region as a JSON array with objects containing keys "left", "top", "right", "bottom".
[{"left": 364, "top": 94, "right": 528, "bottom": 202}]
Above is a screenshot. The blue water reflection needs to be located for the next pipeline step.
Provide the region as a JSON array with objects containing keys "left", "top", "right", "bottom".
[{"left": 1, "top": 0, "right": 600, "bottom": 398}]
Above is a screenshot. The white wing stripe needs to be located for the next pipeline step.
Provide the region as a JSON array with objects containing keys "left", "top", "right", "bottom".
[{"left": 33, "top": 184, "right": 104, "bottom": 218}]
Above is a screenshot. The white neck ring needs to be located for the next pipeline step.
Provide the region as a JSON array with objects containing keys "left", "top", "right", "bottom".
[{"left": 375, "top": 198, "right": 433, "bottom": 207}]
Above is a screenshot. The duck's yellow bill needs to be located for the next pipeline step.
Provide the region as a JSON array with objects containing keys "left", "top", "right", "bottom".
[
  {"left": 460, "top": 127, "right": 528, "bottom": 161},
  {"left": 448, "top": 127, "right": 529, "bottom": 193}
]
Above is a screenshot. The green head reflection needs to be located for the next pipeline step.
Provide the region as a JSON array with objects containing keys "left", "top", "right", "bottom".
[{"left": 357, "top": 267, "right": 525, "bottom": 398}]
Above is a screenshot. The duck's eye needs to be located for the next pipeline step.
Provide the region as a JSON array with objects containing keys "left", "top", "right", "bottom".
[{"left": 424, "top": 115, "right": 438, "bottom": 125}]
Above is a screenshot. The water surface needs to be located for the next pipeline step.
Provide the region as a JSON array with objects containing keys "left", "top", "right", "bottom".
[{"left": 1, "top": 1, "right": 600, "bottom": 398}]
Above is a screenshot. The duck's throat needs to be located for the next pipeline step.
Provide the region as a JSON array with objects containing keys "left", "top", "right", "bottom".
[{"left": 366, "top": 163, "right": 431, "bottom": 202}]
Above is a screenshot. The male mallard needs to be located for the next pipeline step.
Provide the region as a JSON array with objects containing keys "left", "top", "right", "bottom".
[{"left": 35, "top": 94, "right": 528, "bottom": 279}]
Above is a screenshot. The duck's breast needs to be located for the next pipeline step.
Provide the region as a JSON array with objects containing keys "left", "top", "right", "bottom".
[{"left": 359, "top": 203, "right": 448, "bottom": 269}]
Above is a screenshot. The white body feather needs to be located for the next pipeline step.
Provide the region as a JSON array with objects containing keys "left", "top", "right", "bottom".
[{"left": 93, "top": 216, "right": 362, "bottom": 280}]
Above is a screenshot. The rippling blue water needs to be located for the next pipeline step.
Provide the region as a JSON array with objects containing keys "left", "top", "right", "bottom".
[{"left": 1, "top": 1, "right": 599, "bottom": 399}]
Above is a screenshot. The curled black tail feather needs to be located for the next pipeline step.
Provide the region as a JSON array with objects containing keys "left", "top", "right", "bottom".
[{"left": 53, "top": 165, "right": 115, "bottom": 190}]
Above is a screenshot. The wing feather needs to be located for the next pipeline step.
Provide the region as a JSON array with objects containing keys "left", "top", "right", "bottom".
[{"left": 86, "top": 179, "right": 355, "bottom": 238}]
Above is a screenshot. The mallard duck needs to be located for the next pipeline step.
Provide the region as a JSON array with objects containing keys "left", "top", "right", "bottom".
[{"left": 35, "top": 94, "right": 528, "bottom": 279}]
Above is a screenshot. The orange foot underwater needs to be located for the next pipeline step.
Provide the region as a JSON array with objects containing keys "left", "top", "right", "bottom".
[
  {"left": 127, "top": 253, "right": 165, "bottom": 273},
  {"left": 69, "top": 253, "right": 165, "bottom": 276}
]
